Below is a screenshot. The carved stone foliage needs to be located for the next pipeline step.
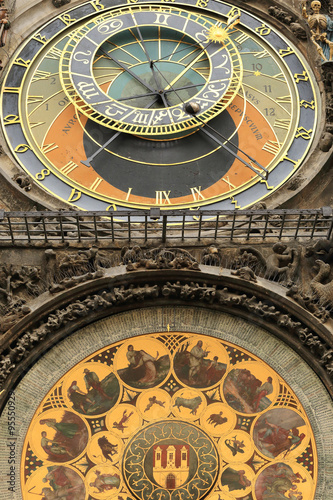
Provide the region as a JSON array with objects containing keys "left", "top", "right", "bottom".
[
  {"left": 268, "top": 6, "right": 295, "bottom": 25},
  {"left": 1, "top": 279, "right": 332, "bottom": 391},
  {"left": 122, "top": 246, "right": 200, "bottom": 271}
]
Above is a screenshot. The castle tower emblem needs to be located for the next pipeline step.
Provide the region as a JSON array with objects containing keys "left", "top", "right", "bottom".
[{"left": 153, "top": 444, "right": 190, "bottom": 489}]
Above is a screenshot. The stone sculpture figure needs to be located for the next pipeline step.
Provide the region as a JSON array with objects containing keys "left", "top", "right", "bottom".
[{"left": 302, "top": 1, "right": 333, "bottom": 61}]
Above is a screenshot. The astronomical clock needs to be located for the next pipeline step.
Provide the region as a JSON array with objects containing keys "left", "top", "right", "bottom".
[
  {"left": 0, "top": 0, "right": 320, "bottom": 211},
  {"left": 0, "top": 3, "right": 332, "bottom": 500}
]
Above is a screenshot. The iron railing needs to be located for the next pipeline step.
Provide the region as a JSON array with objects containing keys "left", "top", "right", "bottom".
[{"left": 0, "top": 208, "right": 332, "bottom": 244}]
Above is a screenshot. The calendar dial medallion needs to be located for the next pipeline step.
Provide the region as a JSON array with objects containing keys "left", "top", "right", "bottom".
[{"left": 1, "top": 1, "right": 319, "bottom": 212}]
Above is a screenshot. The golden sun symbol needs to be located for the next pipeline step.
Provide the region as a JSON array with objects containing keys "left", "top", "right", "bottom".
[{"left": 207, "top": 26, "right": 230, "bottom": 44}]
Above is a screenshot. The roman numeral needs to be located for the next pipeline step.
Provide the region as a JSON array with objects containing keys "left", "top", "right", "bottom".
[
  {"left": 61, "top": 161, "right": 78, "bottom": 176},
  {"left": 190, "top": 186, "right": 205, "bottom": 201},
  {"left": 156, "top": 191, "right": 171, "bottom": 204}
]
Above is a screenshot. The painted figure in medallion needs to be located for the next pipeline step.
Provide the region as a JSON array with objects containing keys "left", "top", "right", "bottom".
[
  {"left": 253, "top": 409, "right": 306, "bottom": 459},
  {"left": 90, "top": 470, "right": 120, "bottom": 493},
  {"left": 117, "top": 344, "right": 170, "bottom": 388},
  {"left": 255, "top": 463, "right": 307, "bottom": 500},
  {"left": 66, "top": 366, "right": 120, "bottom": 415},
  {"left": 37, "top": 411, "right": 88, "bottom": 463},
  {"left": 223, "top": 368, "right": 274, "bottom": 413},
  {"left": 174, "top": 341, "right": 226, "bottom": 388},
  {"left": 41, "top": 466, "right": 85, "bottom": 500},
  {"left": 221, "top": 467, "right": 251, "bottom": 492}
]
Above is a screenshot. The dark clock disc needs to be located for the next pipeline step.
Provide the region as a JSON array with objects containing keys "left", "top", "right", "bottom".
[{"left": 83, "top": 112, "right": 239, "bottom": 198}]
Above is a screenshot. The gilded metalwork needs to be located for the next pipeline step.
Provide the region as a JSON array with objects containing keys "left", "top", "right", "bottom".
[{"left": 0, "top": 0, "right": 319, "bottom": 212}]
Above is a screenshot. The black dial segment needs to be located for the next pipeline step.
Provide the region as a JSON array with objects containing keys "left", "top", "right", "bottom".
[{"left": 83, "top": 111, "right": 239, "bottom": 198}]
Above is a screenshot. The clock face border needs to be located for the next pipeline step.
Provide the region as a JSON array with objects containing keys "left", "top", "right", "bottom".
[{"left": 1, "top": 0, "right": 320, "bottom": 213}]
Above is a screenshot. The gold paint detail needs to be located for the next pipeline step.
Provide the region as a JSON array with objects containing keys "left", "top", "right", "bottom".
[
  {"left": 126, "top": 188, "right": 133, "bottom": 201},
  {"left": 221, "top": 177, "right": 236, "bottom": 191},
  {"left": 262, "top": 141, "right": 280, "bottom": 155},
  {"left": 274, "top": 118, "right": 291, "bottom": 130}
]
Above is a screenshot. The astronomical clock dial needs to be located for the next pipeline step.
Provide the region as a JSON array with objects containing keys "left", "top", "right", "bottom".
[{"left": 1, "top": 0, "right": 319, "bottom": 212}]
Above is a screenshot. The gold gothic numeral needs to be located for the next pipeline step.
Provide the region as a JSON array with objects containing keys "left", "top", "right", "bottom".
[
  {"left": 279, "top": 47, "right": 294, "bottom": 58},
  {"left": 282, "top": 155, "right": 300, "bottom": 167},
  {"left": 295, "top": 127, "right": 313, "bottom": 140},
  {"left": 156, "top": 191, "right": 172, "bottom": 204},
  {"left": 196, "top": 0, "right": 208, "bottom": 7},
  {"left": 4, "top": 115, "right": 20, "bottom": 125},
  {"left": 255, "top": 24, "right": 271, "bottom": 36},
  {"left": 32, "top": 33, "right": 47, "bottom": 44},
  {"left": 300, "top": 100, "right": 315, "bottom": 109},
  {"left": 15, "top": 144, "right": 30, "bottom": 153},
  {"left": 60, "top": 14, "right": 77, "bottom": 26},
  {"left": 106, "top": 203, "right": 117, "bottom": 211},
  {"left": 91, "top": 0, "right": 105, "bottom": 11},
  {"left": 36, "top": 168, "right": 50, "bottom": 181},
  {"left": 230, "top": 196, "right": 240, "bottom": 209},
  {"left": 294, "top": 71, "right": 309, "bottom": 83},
  {"left": 14, "top": 57, "right": 31, "bottom": 68},
  {"left": 68, "top": 189, "right": 82, "bottom": 202}
]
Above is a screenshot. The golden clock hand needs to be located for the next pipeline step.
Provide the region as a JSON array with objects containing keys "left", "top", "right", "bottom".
[
  {"left": 98, "top": 47, "right": 158, "bottom": 95},
  {"left": 162, "top": 42, "right": 214, "bottom": 91},
  {"left": 81, "top": 96, "right": 160, "bottom": 167},
  {"left": 190, "top": 110, "right": 269, "bottom": 180},
  {"left": 117, "top": 82, "right": 206, "bottom": 102}
]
